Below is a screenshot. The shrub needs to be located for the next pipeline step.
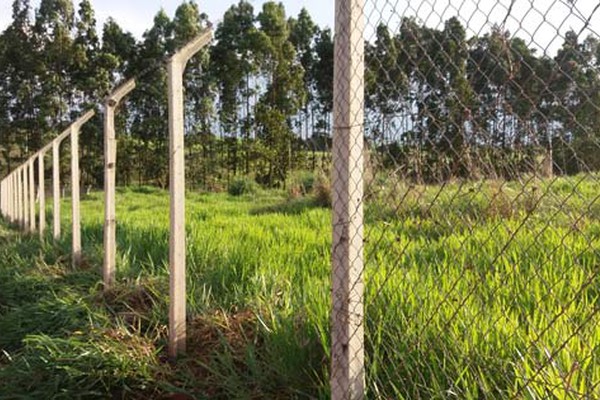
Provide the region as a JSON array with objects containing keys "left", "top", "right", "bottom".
[
  {"left": 312, "top": 173, "right": 332, "bottom": 207},
  {"left": 228, "top": 176, "right": 259, "bottom": 196},
  {"left": 287, "top": 171, "right": 316, "bottom": 199}
]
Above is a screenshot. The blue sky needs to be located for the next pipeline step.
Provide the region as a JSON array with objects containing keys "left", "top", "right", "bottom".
[{"left": 0, "top": 0, "right": 598, "bottom": 56}]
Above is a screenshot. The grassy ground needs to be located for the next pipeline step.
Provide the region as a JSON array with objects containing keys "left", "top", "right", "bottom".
[{"left": 0, "top": 174, "right": 599, "bottom": 399}]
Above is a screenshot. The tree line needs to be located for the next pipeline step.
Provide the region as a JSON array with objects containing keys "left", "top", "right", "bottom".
[{"left": 0, "top": 0, "right": 598, "bottom": 189}]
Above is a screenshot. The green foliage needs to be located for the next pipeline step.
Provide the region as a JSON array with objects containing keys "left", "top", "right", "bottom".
[
  {"left": 1, "top": 175, "right": 600, "bottom": 397},
  {"left": 312, "top": 171, "right": 331, "bottom": 207},
  {"left": 227, "top": 175, "right": 259, "bottom": 196},
  {"left": 2, "top": 0, "right": 600, "bottom": 186},
  {"left": 0, "top": 331, "right": 159, "bottom": 397},
  {"left": 288, "top": 170, "right": 316, "bottom": 198}
]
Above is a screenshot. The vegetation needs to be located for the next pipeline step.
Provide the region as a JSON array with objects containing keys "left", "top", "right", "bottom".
[
  {"left": 1, "top": 173, "right": 599, "bottom": 398},
  {"left": 1, "top": 0, "right": 599, "bottom": 398},
  {"left": 1, "top": 1, "right": 599, "bottom": 189}
]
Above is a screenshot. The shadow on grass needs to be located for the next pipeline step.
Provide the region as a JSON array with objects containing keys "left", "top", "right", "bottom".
[
  {"left": 0, "top": 222, "right": 164, "bottom": 398},
  {"left": 250, "top": 196, "right": 326, "bottom": 216},
  {"left": 0, "top": 225, "right": 103, "bottom": 350}
]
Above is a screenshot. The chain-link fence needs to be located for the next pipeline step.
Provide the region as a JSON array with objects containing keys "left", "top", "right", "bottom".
[{"left": 332, "top": 0, "right": 600, "bottom": 398}]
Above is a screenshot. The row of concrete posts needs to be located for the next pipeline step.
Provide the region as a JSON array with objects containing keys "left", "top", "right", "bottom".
[
  {"left": 0, "top": 30, "right": 213, "bottom": 362},
  {"left": 0, "top": 111, "right": 94, "bottom": 267},
  {"left": 0, "top": 12, "right": 366, "bottom": 397}
]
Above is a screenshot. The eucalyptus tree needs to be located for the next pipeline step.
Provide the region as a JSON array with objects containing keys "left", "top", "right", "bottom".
[
  {"left": 551, "top": 32, "right": 600, "bottom": 174},
  {"left": 128, "top": 9, "right": 173, "bottom": 186},
  {"left": 172, "top": 0, "right": 214, "bottom": 187},
  {"left": 289, "top": 8, "right": 318, "bottom": 144},
  {"left": 254, "top": 1, "right": 306, "bottom": 186},
  {"left": 2, "top": 0, "right": 39, "bottom": 158},
  {"left": 211, "top": 0, "right": 258, "bottom": 176},
  {"left": 35, "top": 0, "right": 76, "bottom": 129},
  {"left": 438, "top": 17, "right": 476, "bottom": 178},
  {"left": 311, "top": 27, "right": 334, "bottom": 152}
]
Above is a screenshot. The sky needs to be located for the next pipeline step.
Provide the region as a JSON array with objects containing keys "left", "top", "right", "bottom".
[
  {"left": 0, "top": 0, "right": 598, "bottom": 56},
  {"left": 0, "top": 0, "right": 334, "bottom": 36}
]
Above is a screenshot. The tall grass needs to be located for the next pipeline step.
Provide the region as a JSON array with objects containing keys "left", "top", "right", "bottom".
[{"left": 1, "top": 175, "right": 599, "bottom": 398}]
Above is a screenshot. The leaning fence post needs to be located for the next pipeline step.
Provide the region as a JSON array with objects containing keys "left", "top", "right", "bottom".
[
  {"left": 38, "top": 152, "right": 46, "bottom": 238},
  {"left": 331, "top": 0, "right": 365, "bottom": 398},
  {"left": 70, "top": 110, "right": 95, "bottom": 267},
  {"left": 103, "top": 79, "right": 136, "bottom": 290},
  {"left": 167, "top": 29, "right": 212, "bottom": 359},
  {"left": 28, "top": 159, "right": 35, "bottom": 232}
]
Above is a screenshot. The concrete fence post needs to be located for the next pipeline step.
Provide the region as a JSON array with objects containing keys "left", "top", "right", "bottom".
[
  {"left": 71, "top": 125, "right": 82, "bottom": 266},
  {"left": 1, "top": 178, "right": 5, "bottom": 219},
  {"left": 70, "top": 110, "right": 95, "bottom": 267},
  {"left": 1, "top": 178, "right": 5, "bottom": 218},
  {"left": 167, "top": 29, "right": 212, "bottom": 359},
  {"left": 52, "top": 140, "right": 61, "bottom": 240},
  {"left": 7, "top": 177, "right": 10, "bottom": 220},
  {"left": 39, "top": 152, "right": 46, "bottom": 238},
  {"left": 10, "top": 173, "right": 15, "bottom": 223},
  {"left": 29, "top": 160, "right": 35, "bottom": 232},
  {"left": 19, "top": 167, "right": 25, "bottom": 230},
  {"left": 23, "top": 165, "right": 29, "bottom": 231},
  {"left": 331, "top": 0, "right": 365, "bottom": 398},
  {"left": 103, "top": 79, "right": 136, "bottom": 290}
]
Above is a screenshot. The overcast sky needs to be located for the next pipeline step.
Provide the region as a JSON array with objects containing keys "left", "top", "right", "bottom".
[{"left": 0, "top": 0, "right": 598, "bottom": 56}]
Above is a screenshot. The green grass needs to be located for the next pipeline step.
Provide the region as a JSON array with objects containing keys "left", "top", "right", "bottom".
[{"left": 1, "top": 174, "right": 599, "bottom": 399}]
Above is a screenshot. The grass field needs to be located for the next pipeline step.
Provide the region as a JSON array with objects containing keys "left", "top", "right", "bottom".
[{"left": 0, "top": 174, "right": 599, "bottom": 399}]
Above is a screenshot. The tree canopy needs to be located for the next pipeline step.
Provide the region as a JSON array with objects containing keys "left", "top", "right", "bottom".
[{"left": 0, "top": 0, "right": 598, "bottom": 187}]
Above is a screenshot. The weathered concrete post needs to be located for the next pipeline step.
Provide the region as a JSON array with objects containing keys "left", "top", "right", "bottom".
[
  {"left": 167, "top": 29, "right": 212, "bottom": 359},
  {"left": 1, "top": 178, "right": 5, "bottom": 219},
  {"left": 29, "top": 159, "right": 35, "bottom": 232},
  {"left": 52, "top": 140, "right": 61, "bottom": 240},
  {"left": 1, "top": 178, "right": 5, "bottom": 218},
  {"left": 70, "top": 110, "right": 95, "bottom": 267},
  {"left": 23, "top": 164, "right": 30, "bottom": 231},
  {"left": 331, "top": 0, "right": 365, "bottom": 398},
  {"left": 13, "top": 171, "right": 18, "bottom": 225},
  {"left": 19, "top": 167, "right": 23, "bottom": 229},
  {"left": 103, "top": 79, "right": 136, "bottom": 290},
  {"left": 38, "top": 152, "right": 46, "bottom": 238},
  {"left": 9, "top": 173, "right": 15, "bottom": 223},
  {"left": 11, "top": 173, "right": 16, "bottom": 224}
]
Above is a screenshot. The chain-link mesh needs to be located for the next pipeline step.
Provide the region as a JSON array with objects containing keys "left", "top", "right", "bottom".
[{"left": 333, "top": 0, "right": 600, "bottom": 398}]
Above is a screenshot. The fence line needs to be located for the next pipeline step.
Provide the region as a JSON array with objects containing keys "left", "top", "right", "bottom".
[
  {"left": 331, "top": 0, "right": 600, "bottom": 398},
  {"left": 1, "top": 2, "right": 598, "bottom": 396},
  {"left": 0, "top": 110, "right": 95, "bottom": 266},
  {"left": 38, "top": 152, "right": 46, "bottom": 239},
  {"left": 0, "top": 29, "right": 213, "bottom": 361}
]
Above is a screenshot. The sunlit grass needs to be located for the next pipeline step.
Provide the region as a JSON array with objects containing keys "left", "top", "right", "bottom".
[{"left": 1, "top": 174, "right": 599, "bottom": 398}]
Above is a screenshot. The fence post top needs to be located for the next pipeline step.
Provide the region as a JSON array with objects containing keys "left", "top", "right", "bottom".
[
  {"left": 169, "top": 28, "right": 213, "bottom": 67},
  {"left": 106, "top": 79, "right": 136, "bottom": 107}
]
